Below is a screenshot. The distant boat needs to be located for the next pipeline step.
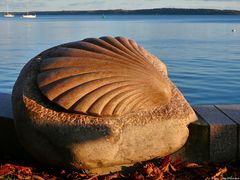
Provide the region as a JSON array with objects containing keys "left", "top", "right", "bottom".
[
  {"left": 4, "top": 13, "right": 15, "bottom": 18},
  {"left": 22, "top": 0, "right": 36, "bottom": 18},
  {"left": 22, "top": 14, "right": 36, "bottom": 18},
  {"left": 3, "top": 1, "right": 14, "bottom": 18}
]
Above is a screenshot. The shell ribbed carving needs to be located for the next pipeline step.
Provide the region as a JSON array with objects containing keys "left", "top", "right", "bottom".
[{"left": 37, "top": 36, "right": 172, "bottom": 116}]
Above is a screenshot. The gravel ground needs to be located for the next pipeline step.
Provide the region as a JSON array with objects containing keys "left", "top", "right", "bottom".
[{"left": 0, "top": 156, "right": 240, "bottom": 179}]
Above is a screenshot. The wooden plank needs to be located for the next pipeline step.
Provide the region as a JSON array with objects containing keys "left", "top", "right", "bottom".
[
  {"left": 193, "top": 105, "right": 237, "bottom": 162},
  {"left": 216, "top": 105, "right": 240, "bottom": 159}
]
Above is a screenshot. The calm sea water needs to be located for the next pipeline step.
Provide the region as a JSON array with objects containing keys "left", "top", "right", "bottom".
[{"left": 0, "top": 15, "right": 240, "bottom": 105}]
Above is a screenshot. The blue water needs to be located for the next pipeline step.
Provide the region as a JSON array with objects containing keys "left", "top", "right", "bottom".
[{"left": 0, "top": 15, "right": 240, "bottom": 105}]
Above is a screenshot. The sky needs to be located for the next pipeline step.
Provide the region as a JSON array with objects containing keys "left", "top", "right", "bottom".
[{"left": 1, "top": 0, "right": 240, "bottom": 12}]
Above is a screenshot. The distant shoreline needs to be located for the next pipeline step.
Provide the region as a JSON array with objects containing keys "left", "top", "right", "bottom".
[{"left": 1, "top": 8, "right": 240, "bottom": 15}]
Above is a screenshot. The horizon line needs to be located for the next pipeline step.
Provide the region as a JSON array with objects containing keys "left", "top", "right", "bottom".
[{"left": 1, "top": 7, "right": 240, "bottom": 13}]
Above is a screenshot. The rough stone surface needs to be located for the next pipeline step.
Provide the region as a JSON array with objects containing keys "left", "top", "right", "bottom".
[{"left": 12, "top": 36, "right": 197, "bottom": 175}]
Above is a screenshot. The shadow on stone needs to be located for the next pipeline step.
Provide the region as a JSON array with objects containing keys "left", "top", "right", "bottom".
[
  {"left": 34, "top": 122, "right": 112, "bottom": 146},
  {"left": 0, "top": 116, "right": 32, "bottom": 160}
]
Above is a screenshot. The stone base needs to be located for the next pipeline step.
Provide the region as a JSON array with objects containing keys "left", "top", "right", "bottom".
[{"left": 1, "top": 92, "right": 239, "bottom": 172}]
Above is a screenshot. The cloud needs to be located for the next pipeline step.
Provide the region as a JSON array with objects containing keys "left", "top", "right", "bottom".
[
  {"left": 202, "top": 0, "right": 240, "bottom": 1},
  {"left": 1, "top": 0, "right": 240, "bottom": 12}
]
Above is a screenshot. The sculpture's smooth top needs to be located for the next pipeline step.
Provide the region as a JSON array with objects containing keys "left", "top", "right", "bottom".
[{"left": 37, "top": 36, "right": 172, "bottom": 117}]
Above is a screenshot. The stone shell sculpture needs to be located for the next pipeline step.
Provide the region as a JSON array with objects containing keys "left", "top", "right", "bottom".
[{"left": 12, "top": 36, "right": 197, "bottom": 175}]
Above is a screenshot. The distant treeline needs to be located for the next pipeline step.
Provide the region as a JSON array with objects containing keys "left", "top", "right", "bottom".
[{"left": 1, "top": 8, "right": 240, "bottom": 15}]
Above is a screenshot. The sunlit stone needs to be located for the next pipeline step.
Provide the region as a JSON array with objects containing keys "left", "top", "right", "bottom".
[{"left": 12, "top": 36, "right": 197, "bottom": 175}]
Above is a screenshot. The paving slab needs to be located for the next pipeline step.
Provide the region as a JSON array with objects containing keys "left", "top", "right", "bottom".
[
  {"left": 216, "top": 105, "right": 240, "bottom": 159},
  {"left": 193, "top": 105, "right": 238, "bottom": 162},
  {"left": 215, "top": 105, "right": 240, "bottom": 124}
]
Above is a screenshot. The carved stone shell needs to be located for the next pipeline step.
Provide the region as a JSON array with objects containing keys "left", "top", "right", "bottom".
[{"left": 37, "top": 36, "right": 172, "bottom": 116}]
